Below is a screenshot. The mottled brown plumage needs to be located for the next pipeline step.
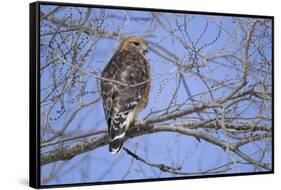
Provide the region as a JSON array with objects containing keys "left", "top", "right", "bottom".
[{"left": 100, "top": 36, "right": 151, "bottom": 153}]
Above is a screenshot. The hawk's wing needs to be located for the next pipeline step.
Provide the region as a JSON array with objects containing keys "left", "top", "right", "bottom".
[{"left": 101, "top": 50, "right": 150, "bottom": 153}]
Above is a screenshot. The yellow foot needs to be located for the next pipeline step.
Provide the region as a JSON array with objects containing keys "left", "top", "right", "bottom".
[{"left": 133, "top": 120, "right": 144, "bottom": 126}]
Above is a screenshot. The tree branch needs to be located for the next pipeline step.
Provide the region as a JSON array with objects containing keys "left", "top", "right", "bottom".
[
  {"left": 41, "top": 120, "right": 271, "bottom": 170},
  {"left": 123, "top": 147, "right": 231, "bottom": 175}
]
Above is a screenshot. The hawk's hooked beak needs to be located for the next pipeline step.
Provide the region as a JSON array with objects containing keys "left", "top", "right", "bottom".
[{"left": 140, "top": 42, "right": 148, "bottom": 54}]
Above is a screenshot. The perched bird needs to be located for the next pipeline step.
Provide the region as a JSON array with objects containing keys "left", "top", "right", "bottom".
[{"left": 100, "top": 36, "right": 151, "bottom": 154}]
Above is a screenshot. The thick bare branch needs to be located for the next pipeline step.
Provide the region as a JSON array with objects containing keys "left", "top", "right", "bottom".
[{"left": 41, "top": 120, "right": 271, "bottom": 170}]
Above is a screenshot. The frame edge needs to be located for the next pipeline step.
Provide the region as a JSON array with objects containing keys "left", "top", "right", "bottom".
[{"left": 29, "top": 1, "right": 40, "bottom": 189}]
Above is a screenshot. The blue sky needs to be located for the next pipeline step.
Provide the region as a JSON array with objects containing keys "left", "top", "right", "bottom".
[{"left": 39, "top": 4, "right": 272, "bottom": 185}]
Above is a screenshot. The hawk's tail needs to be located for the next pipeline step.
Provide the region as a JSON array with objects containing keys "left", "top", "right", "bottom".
[
  {"left": 108, "top": 111, "right": 130, "bottom": 154},
  {"left": 109, "top": 139, "right": 123, "bottom": 154}
]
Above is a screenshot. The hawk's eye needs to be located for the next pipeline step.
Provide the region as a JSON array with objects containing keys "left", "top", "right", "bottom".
[{"left": 133, "top": 42, "right": 140, "bottom": 46}]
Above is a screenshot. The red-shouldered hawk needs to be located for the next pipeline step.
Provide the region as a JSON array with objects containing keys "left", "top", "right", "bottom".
[{"left": 101, "top": 36, "right": 150, "bottom": 154}]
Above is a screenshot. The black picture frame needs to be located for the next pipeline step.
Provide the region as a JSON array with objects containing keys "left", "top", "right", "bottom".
[{"left": 30, "top": 1, "right": 274, "bottom": 188}]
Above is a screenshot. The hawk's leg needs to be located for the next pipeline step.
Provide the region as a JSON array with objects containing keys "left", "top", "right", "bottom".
[
  {"left": 128, "top": 120, "right": 143, "bottom": 138},
  {"left": 133, "top": 119, "right": 143, "bottom": 126}
]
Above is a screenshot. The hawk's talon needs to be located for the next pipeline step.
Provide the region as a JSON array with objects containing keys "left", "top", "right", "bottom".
[{"left": 133, "top": 120, "right": 143, "bottom": 126}]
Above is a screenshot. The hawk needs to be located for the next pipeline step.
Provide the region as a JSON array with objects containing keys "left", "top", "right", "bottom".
[{"left": 100, "top": 36, "right": 151, "bottom": 154}]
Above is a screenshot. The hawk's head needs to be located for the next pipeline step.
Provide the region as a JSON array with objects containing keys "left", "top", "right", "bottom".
[{"left": 119, "top": 36, "right": 148, "bottom": 54}]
